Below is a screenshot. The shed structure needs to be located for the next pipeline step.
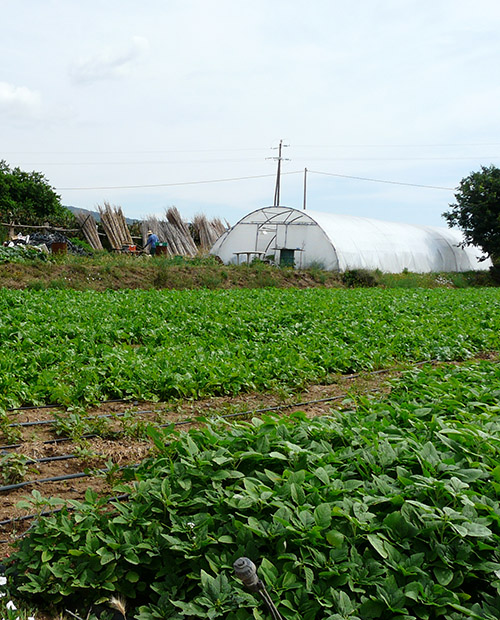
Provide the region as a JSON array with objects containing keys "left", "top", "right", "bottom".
[{"left": 210, "top": 206, "right": 491, "bottom": 273}]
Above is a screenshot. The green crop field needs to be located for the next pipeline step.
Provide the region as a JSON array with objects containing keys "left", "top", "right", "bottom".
[
  {"left": 1, "top": 287, "right": 500, "bottom": 410},
  {"left": 6, "top": 360, "right": 500, "bottom": 620},
  {"left": 2, "top": 287, "right": 500, "bottom": 620}
]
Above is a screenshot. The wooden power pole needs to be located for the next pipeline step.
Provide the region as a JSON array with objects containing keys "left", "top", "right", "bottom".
[{"left": 269, "top": 140, "right": 289, "bottom": 206}]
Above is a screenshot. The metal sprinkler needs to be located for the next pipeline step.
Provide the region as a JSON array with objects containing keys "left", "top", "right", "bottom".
[{"left": 233, "top": 557, "right": 285, "bottom": 620}]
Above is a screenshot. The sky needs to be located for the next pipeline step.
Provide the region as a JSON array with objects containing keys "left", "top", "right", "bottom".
[{"left": 2, "top": 0, "right": 500, "bottom": 228}]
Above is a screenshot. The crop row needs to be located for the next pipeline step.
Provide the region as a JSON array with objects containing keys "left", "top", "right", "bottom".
[{"left": 1, "top": 287, "right": 500, "bottom": 410}]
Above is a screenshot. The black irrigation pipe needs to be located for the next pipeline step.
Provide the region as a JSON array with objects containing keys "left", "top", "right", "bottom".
[
  {"left": 0, "top": 433, "right": 99, "bottom": 452},
  {"left": 0, "top": 463, "right": 139, "bottom": 495},
  {"left": 0, "top": 471, "right": 96, "bottom": 493},
  {"left": 6, "top": 398, "right": 137, "bottom": 413},
  {"left": 8, "top": 406, "right": 151, "bottom": 429},
  {"left": 0, "top": 453, "right": 81, "bottom": 465}
]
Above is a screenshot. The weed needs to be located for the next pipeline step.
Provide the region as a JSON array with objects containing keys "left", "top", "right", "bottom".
[
  {"left": 0, "top": 452, "right": 30, "bottom": 485},
  {"left": 52, "top": 411, "right": 115, "bottom": 441},
  {"left": 25, "top": 280, "right": 47, "bottom": 291},
  {"left": 0, "top": 412, "right": 22, "bottom": 444},
  {"left": 198, "top": 270, "right": 224, "bottom": 289},
  {"left": 47, "top": 278, "right": 68, "bottom": 290},
  {"left": 119, "top": 411, "right": 153, "bottom": 439}
]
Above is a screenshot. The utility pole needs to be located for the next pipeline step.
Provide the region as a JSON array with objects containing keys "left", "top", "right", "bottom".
[
  {"left": 267, "top": 140, "right": 289, "bottom": 206},
  {"left": 303, "top": 167, "right": 308, "bottom": 210}
]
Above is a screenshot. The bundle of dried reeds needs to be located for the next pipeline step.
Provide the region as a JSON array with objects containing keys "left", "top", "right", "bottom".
[
  {"left": 166, "top": 207, "right": 198, "bottom": 256},
  {"left": 141, "top": 209, "right": 228, "bottom": 256},
  {"left": 140, "top": 217, "right": 188, "bottom": 256},
  {"left": 75, "top": 211, "right": 103, "bottom": 250},
  {"left": 98, "top": 201, "right": 133, "bottom": 250},
  {"left": 140, "top": 218, "right": 164, "bottom": 253},
  {"left": 192, "top": 213, "right": 228, "bottom": 249}
]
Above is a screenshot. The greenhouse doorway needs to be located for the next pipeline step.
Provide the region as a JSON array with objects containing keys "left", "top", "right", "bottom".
[{"left": 279, "top": 248, "right": 295, "bottom": 267}]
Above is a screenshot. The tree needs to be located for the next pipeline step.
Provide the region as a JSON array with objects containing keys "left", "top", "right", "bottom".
[
  {"left": 0, "top": 160, "right": 75, "bottom": 228},
  {"left": 443, "top": 164, "right": 500, "bottom": 265}
]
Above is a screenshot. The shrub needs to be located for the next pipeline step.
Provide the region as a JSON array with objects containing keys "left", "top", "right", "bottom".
[{"left": 342, "top": 269, "right": 380, "bottom": 287}]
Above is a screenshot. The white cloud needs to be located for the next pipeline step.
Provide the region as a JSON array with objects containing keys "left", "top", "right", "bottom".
[
  {"left": 0, "top": 81, "right": 41, "bottom": 116},
  {"left": 70, "top": 36, "right": 150, "bottom": 84}
]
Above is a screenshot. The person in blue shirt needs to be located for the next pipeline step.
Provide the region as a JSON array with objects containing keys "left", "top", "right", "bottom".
[{"left": 144, "top": 230, "right": 159, "bottom": 256}]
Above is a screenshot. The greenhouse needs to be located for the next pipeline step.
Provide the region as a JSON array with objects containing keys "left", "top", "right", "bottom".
[{"left": 210, "top": 206, "right": 491, "bottom": 273}]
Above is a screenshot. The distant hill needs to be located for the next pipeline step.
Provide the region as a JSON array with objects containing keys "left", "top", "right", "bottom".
[{"left": 65, "top": 206, "right": 138, "bottom": 225}]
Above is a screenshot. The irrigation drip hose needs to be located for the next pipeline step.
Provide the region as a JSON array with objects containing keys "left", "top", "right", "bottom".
[
  {"left": 0, "top": 452, "right": 80, "bottom": 465},
  {"left": 6, "top": 398, "right": 138, "bottom": 413},
  {"left": 0, "top": 471, "right": 92, "bottom": 493},
  {"left": 8, "top": 407, "right": 151, "bottom": 429},
  {"left": 0, "top": 464, "right": 139, "bottom": 494},
  {"left": 0, "top": 433, "right": 99, "bottom": 452}
]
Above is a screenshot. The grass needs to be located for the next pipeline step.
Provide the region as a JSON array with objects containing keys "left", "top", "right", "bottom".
[{"left": 0, "top": 252, "right": 497, "bottom": 291}]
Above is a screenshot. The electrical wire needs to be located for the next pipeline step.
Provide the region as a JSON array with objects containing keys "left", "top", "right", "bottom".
[
  {"left": 56, "top": 171, "right": 302, "bottom": 191},
  {"left": 308, "top": 169, "right": 455, "bottom": 190},
  {"left": 294, "top": 142, "right": 500, "bottom": 148},
  {"left": 19, "top": 158, "right": 266, "bottom": 166}
]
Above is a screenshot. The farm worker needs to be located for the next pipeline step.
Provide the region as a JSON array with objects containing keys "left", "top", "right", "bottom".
[{"left": 144, "top": 230, "right": 159, "bottom": 256}]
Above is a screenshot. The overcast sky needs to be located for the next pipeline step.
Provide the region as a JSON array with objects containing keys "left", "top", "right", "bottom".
[{"left": 3, "top": 0, "right": 500, "bottom": 227}]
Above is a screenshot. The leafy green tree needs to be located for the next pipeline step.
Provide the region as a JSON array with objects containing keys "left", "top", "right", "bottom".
[
  {"left": 443, "top": 164, "right": 500, "bottom": 265},
  {"left": 0, "top": 160, "right": 75, "bottom": 227}
]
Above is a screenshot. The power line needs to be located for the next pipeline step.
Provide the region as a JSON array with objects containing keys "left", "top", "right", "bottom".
[
  {"left": 303, "top": 156, "right": 499, "bottom": 161},
  {"left": 56, "top": 169, "right": 455, "bottom": 193},
  {"left": 3, "top": 147, "right": 269, "bottom": 155},
  {"left": 7, "top": 143, "right": 500, "bottom": 155},
  {"left": 309, "top": 170, "right": 455, "bottom": 190},
  {"left": 16, "top": 155, "right": 500, "bottom": 168},
  {"left": 295, "top": 142, "right": 500, "bottom": 148},
  {"left": 17, "top": 158, "right": 265, "bottom": 166},
  {"left": 56, "top": 170, "right": 302, "bottom": 191}
]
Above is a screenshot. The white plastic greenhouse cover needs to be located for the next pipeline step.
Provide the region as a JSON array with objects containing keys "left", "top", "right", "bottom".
[{"left": 210, "top": 206, "right": 491, "bottom": 273}]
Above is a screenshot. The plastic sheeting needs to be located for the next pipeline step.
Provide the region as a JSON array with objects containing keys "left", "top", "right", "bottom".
[{"left": 210, "top": 206, "right": 491, "bottom": 273}]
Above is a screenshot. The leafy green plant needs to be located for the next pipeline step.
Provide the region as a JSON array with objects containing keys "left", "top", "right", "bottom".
[
  {"left": 0, "top": 245, "right": 48, "bottom": 264},
  {"left": 6, "top": 360, "right": 500, "bottom": 619},
  {"left": 1, "top": 288, "right": 500, "bottom": 410},
  {"left": 52, "top": 411, "right": 115, "bottom": 441},
  {"left": 0, "top": 452, "right": 31, "bottom": 485},
  {"left": 0, "top": 410, "right": 22, "bottom": 444}
]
